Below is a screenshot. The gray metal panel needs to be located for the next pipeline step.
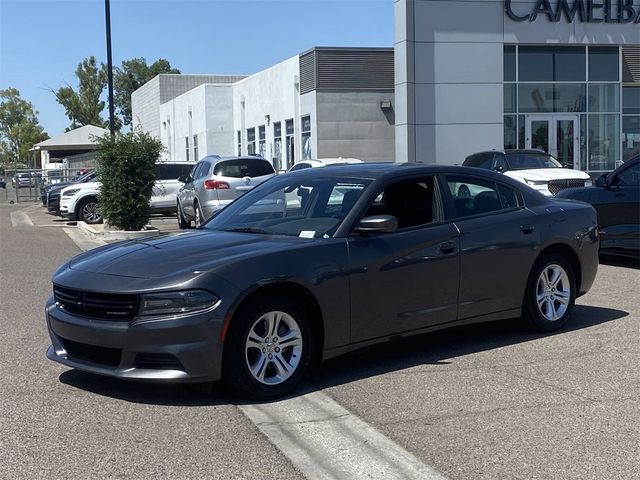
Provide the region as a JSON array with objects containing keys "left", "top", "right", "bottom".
[
  {"left": 300, "top": 51, "right": 317, "bottom": 95},
  {"left": 317, "top": 49, "right": 394, "bottom": 91},
  {"left": 623, "top": 46, "right": 640, "bottom": 84}
]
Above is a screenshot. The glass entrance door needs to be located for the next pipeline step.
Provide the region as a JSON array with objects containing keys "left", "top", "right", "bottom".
[{"left": 525, "top": 115, "right": 580, "bottom": 169}]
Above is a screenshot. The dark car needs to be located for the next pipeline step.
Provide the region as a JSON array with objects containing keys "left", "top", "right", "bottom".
[
  {"left": 557, "top": 156, "right": 639, "bottom": 259},
  {"left": 44, "top": 171, "right": 96, "bottom": 216},
  {"left": 0, "top": 176, "right": 6, "bottom": 188},
  {"left": 46, "top": 164, "right": 599, "bottom": 399}
]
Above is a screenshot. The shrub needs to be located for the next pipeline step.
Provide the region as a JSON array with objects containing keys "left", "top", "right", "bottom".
[{"left": 95, "top": 130, "right": 163, "bottom": 231}]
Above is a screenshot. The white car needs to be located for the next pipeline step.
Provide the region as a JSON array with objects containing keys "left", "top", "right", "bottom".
[
  {"left": 462, "top": 150, "right": 591, "bottom": 196},
  {"left": 288, "top": 157, "right": 363, "bottom": 172},
  {"left": 59, "top": 161, "right": 194, "bottom": 224}
]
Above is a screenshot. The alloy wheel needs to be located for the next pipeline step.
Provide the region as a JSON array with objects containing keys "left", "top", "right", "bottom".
[
  {"left": 81, "top": 202, "right": 101, "bottom": 223},
  {"left": 244, "top": 311, "right": 303, "bottom": 385},
  {"left": 535, "top": 263, "right": 570, "bottom": 322}
]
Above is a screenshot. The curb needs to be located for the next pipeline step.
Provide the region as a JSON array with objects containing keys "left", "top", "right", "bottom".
[{"left": 77, "top": 221, "right": 162, "bottom": 241}]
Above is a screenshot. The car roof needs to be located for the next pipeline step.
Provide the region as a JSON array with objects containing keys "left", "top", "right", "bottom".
[{"left": 201, "top": 155, "right": 271, "bottom": 164}]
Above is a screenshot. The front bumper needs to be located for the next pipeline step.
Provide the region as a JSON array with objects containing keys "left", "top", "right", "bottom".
[{"left": 45, "top": 296, "right": 225, "bottom": 383}]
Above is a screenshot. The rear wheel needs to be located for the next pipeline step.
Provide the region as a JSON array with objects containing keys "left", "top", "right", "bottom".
[
  {"left": 522, "top": 254, "right": 575, "bottom": 331},
  {"left": 76, "top": 197, "right": 102, "bottom": 224},
  {"left": 223, "top": 297, "right": 315, "bottom": 399},
  {"left": 177, "top": 201, "right": 191, "bottom": 229}
]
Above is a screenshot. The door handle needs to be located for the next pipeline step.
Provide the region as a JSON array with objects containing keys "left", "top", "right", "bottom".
[
  {"left": 615, "top": 193, "right": 625, "bottom": 198},
  {"left": 521, "top": 225, "right": 535, "bottom": 234},
  {"left": 439, "top": 241, "right": 456, "bottom": 254}
]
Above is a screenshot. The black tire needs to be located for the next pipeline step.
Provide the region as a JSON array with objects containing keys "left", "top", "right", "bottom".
[
  {"left": 223, "top": 296, "right": 316, "bottom": 400},
  {"left": 76, "top": 197, "right": 103, "bottom": 224},
  {"left": 522, "top": 253, "right": 576, "bottom": 332},
  {"left": 194, "top": 201, "right": 204, "bottom": 227},
  {"left": 177, "top": 201, "right": 191, "bottom": 229}
]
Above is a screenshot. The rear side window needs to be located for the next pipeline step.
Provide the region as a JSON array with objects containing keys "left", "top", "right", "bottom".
[
  {"left": 289, "top": 163, "right": 311, "bottom": 172},
  {"left": 214, "top": 159, "right": 275, "bottom": 178},
  {"left": 445, "top": 176, "right": 521, "bottom": 218},
  {"left": 195, "top": 161, "right": 211, "bottom": 179},
  {"left": 154, "top": 163, "right": 193, "bottom": 180}
]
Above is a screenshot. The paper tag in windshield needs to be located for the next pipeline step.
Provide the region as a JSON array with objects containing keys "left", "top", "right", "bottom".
[{"left": 299, "top": 231, "right": 316, "bottom": 239}]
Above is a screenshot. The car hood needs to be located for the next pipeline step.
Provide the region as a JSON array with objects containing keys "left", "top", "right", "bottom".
[
  {"left": 68, "top": 229, "right": 303, "bottom": 279},
  {"left": 506, "top": 169, "right": 590, "bottom": 181}
]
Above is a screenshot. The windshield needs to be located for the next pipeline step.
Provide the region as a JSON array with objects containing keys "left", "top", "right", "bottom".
[
  {"left": 506, "top": 153, "right": 562, "bottom": 170},
  {"left": 203, "top": 174, "right": 372, "bottom": 238}
]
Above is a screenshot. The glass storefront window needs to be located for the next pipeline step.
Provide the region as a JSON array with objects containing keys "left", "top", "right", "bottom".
[
  {"left": 519, "top": 46, "right": 585, "bottom": 82},
  {"left": 623, "top": 87, "right": 640, "bottom": 115},
  {"left": 623, "top": 116, "right": 640, "bottom": 162},
  {"left": 588, "top": 84, "right": 620, "bottom": 113},
  {"left": 504, "top": 84, "right": 516, "bottom": 113},
  {"left": 588, "top": 114, "right": 620, "bottom": 171},
  {"left": 519, "top": 84, "right": 586, "bottom": 113},
  {"left": 588, "top": 47, "right": 619, "bottom": 82},
  {"left": 504, "top": 115, "right": 517, "bottom": 149},
  {"left": 504, "top": 46, "right": 516, "bottom": 82}
]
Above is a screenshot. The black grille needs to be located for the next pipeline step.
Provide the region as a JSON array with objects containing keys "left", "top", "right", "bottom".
[
  {"left": 61, "top": 337, "right": 122, "bottom": 366},
  {"left": 548, "top": 179, "right": 585, "bottom": 195},
  {"left": 53, "top": 285, "right": 138, "bottom": 321},
  {"left": 134, "top": 353, "right": 184, "bottom": 371}
]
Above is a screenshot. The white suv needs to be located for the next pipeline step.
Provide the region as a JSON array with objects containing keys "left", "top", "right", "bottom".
[
  {"left": 59, "top": 161, "right": 194, "bottom": 224},
  {"left": 463, "top": 150, "right": 591, "bottom": 196}
]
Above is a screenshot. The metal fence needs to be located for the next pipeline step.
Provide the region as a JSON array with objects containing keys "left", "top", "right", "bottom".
[{"left": 3, "top": 167, "right": 93, "bottom": 203}]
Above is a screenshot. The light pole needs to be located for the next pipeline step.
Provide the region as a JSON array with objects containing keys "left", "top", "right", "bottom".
[{"left": 105, "top": 0, "right": 115, "bottom": 136}]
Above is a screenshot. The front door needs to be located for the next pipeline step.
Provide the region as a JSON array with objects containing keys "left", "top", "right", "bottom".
[{"left": 525, "top": 115, "right": 579, "bottom": 169}]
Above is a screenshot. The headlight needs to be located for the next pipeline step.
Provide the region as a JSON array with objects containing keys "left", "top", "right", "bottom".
[
  {"left": 584, "top": 179, "right": 592, "bottom": 187},
  {"left": 63, "top": 188, "right": 81, "bottom": 196},
  {"left": 138, "top": 290, "right": 219, "bottom": 316},
  {"left": 525, "top": 179, "right": 547, "bottom": 186}
]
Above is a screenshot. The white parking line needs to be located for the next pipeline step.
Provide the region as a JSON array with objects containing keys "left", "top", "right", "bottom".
[
  {"left": 9, "top": 206, "right": 35, "bottom": 227},
  {"left": 239, "top": 390, "right": 447, "bottom": 480}
]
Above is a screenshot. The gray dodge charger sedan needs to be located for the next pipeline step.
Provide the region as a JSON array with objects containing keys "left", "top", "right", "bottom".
[{"left": 46, "top": 163, "right": 599, "bottom": 398}]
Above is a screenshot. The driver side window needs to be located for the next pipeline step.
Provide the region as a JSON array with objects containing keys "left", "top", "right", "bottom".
[
  {"left": 611, "top": 163, "right": 639, "bottom": 186},
  {"left": 362, "top": 177, "right": 438, "bottom": 229}
]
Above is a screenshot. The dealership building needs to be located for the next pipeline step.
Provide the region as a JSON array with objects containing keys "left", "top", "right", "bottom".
[
  {"left": 395, "top": 0, "right": 639, "bottom": 174},
  {"left": 131, "top": 48, "right": 395, "bottom": 170}
]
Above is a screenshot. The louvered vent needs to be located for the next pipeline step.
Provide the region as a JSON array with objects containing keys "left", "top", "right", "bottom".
[
  {"left": 623, "top": 46, "right": 640, "bottom": 84},
  {"left": 299, "top": 48, "right": 394, "bottom": 94},
  {"left": 300, "top": 50, "right": 317, "bottom": 95}
]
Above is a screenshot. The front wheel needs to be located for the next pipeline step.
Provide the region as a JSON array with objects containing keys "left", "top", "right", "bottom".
[
  {"left": 223, "top": 298, "right": 316, "bottom": 399},
  {"left": 522, "top": 254, "right": 575, "bottom": 331},
  {"left": 76, "top": 198, "right": 102, "bottom": 224}
]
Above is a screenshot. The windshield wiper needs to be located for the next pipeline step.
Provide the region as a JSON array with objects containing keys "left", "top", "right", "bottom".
[{"left": 223, "top": 227, "right": 271, "bottom": 234}]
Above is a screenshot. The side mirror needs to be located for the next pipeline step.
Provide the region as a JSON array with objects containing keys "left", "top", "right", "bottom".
[
  {"left": 594, "top": 174, "right": 607, "bottom": 188},
  {"left": 494, "top": 165, "right": 504, "bottom": 173},
  {"left": 178, "top": 175, "right": 189, "bottom": 183},
  {"left": 355, "top": 215, "right": 398, "bottom": 235}
]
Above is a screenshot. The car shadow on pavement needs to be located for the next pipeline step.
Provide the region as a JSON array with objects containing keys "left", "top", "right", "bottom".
[
  {"left": 59, "top": 304, "right": 627, "bottom": 405},
  {"left": 310, "top": 304, "right": 628, "bottom": 392},
  {"left": 599, "top": 254, "right": 639, "bottom": 270}
]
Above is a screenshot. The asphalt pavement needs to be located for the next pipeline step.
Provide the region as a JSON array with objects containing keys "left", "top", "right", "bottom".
[{"left": 1, "top": 198, "right": 639, "bottom": 479}]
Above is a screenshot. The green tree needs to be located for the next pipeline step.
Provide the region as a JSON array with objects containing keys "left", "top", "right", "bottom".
[
  {"left": 53, "top": 56, "right": 110, "bottom": 130},
  {"left": 0, "top": 88, "right": 49, "bottom": 169},
  {"left": 95, "top": 129, "right": 163, "bottom": 230},
  {"left": 114, "top": 58, "right": 180, "bottom": 126}
]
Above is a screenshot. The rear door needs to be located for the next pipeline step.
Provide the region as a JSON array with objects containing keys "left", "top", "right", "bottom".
[
  {"left": 442, "top": 174, "right": 540, "bottom": 320},
  {"left": 180, "top": 162, "right": 202, "bottom": 218}
]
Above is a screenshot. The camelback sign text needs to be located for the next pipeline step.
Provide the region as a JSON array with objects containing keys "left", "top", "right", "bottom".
[{"left": 505, "top": 0, "right": 640, "bottom": 23}]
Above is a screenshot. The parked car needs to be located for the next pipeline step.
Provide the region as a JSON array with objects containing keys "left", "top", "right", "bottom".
[
  {"left": 176, "top": 156, "right": 276, "bottom": 228},
  {"left": 557, "top": 155, "right": 639, "bottom": 259},
  {"left": 287, "top": 157, "right": 363, "bottom": 172},
  {"left": 463, "top": 149, "right": 591, "bottom": 196},
  {"left": 46, "top": 163, "right": 599, "bottom": 399},
  {"left": 12, "top": 173, "right": 33, "bottom": 188},
  {"left": 0, "top": 176, "right": 6, "bottom": 188},
  {"left": 59, "top": 162, "right": 198, "bottom": 224},
  {"left": 45, "top": 171, "right": 97, "bottom": 215},
  {"left": 151, "top": 162, "right": 193, "bottom": 215}
]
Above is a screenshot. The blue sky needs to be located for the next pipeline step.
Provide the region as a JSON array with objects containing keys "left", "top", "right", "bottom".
[{"left": 0, "top": 0, "right": 393, "bottom": 137}]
